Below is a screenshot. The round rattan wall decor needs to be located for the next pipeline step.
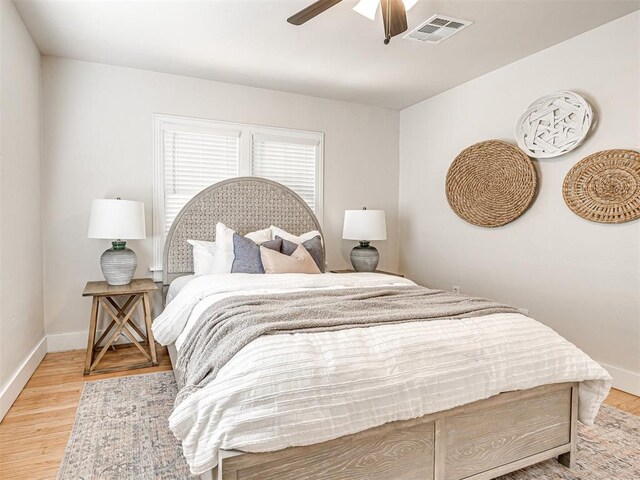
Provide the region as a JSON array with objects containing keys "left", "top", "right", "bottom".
[
  {"left": 563, "top": 149, "right": 640, "bottom": 224},
  {"left": 446, "top": 140, "right": 537, "bottom": 228},
  {"left": 515, "top": 91, "right": 593, "bottom": 158}
]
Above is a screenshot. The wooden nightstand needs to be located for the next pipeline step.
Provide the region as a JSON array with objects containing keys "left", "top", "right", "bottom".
[
  {"left": 330, "top": 269, "right": 404, "bottom": 277},
  {"left": 82, "top": 278, "right": 158, "bottom": 375}
]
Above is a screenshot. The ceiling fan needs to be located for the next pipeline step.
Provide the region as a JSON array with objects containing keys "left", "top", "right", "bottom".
[{"left": 287, "top": 0, "right": 419, "bottom": 44}]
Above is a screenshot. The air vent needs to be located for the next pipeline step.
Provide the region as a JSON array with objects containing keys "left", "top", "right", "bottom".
[{"left": 404, "top": 14, "right": 473, "bottom": 44}]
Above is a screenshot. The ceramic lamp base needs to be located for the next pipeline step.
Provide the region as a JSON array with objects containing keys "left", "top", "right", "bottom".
[
  {"left": 100, "top": 241, "right": 137, "bottom": 286},
  {"left": 350, "top": 242, "right": 379, "bottom": 272}
]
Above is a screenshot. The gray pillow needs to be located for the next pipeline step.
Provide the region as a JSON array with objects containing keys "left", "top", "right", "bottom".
[
  {"left": 231, "top": 235, "right": 282, "bottom": 274},
  {"left": 277, "top": 235, "right": 324, "bottom": 272},
  {"left": 262, "top": 238, "right": 283, "bottom": 251}
]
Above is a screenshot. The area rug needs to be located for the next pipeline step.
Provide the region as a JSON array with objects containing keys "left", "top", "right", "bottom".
[
  {"left": 59, "top": 372, "right": 640, "bottom": 479},
  {"left": 58, "top": 372, "right": 197, "bottom": 480}
]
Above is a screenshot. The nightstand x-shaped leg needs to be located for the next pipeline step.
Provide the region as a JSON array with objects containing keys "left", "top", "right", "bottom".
[
  {"left": 92, "top": 294, "right": 138, "bottom": 349},
  {"left": 84, "top": 292, "right": 157, "bottom": 374}
]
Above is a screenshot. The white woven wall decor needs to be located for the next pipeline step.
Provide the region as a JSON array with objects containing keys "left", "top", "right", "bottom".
[{"left": 515, "top": 91, "right": 593, "bottom": 158}]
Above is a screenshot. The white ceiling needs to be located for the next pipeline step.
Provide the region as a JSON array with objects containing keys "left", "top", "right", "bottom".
[{"left": 14, "top": 0, "right": 640, "bottom": 109}]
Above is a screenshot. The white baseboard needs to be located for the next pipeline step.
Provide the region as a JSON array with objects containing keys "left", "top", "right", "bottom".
[
  {"left": 0, "top": 337, "right": 47, "bottom": 421},
  {"left": 600, "top": 362, "right": 640, "bottom": 396},
  {"left": 46, "top": 330, "right": 89, "bottom": 352},
  {"left": 47, "top": 328, "right": 143, "bottom": 353}
]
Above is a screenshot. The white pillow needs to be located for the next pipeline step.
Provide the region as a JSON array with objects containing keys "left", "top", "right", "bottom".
[
  {"left": 187, "top": 239, "right": 216, "bottom": 275},
  {"left": 270, "top": 226, "right": 323, "bottom": 245},
  {"left": 190, "top": 224, "right": 275, "bottom": 274},
  {"left": 244, "top": 227, "right": 272, "bottom": 244},
  {"left": 212, "top": 222, "right": 236, "bottom": 273}
]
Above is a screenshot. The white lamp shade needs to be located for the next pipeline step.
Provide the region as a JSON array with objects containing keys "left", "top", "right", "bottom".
[
  {"left": 88, "top": 199, "right": 146, "bottom": 240},
  {"left": 343, "top": 209, "right": 387, "bottom": 241}
]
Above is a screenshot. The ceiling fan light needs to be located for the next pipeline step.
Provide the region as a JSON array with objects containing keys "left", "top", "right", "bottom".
[{"left": 353, "top": 0, "right": 379, "bottom": 21}]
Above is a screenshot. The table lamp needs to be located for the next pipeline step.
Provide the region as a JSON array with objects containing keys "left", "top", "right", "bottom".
[
  {"left": 342, "top": 208, "right": 387, "bottom": 272},
  {"left": 88, "top": 198, "right": 146, "bottom": 285}
]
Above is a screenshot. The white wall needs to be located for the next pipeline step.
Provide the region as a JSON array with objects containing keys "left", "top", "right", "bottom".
[
  {"left": 42, "top": 57, "right": 400, "bottom": 346},
  {"left": 0, "top": 0, "right": 46, "bottom": 419},
  {"left": 399, "top": 11, "right": 640, "bottom": 394}
]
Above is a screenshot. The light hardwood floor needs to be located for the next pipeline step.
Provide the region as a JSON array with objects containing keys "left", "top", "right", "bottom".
[
  {"left": 603, "top": 387, "right": 640, "bottom": 414},
  {"left": 0, "top": 346, "right": 171, "bottom": 480},
  {"left": 0, "top": 348, "right": 637, "bottom": 480}
]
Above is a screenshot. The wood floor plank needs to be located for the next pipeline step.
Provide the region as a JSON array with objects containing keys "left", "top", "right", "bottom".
[
  {"left": 0, "top": 406, "right": 78, "bottom": 432},
  {"left": 617, "top": 397, "right": 640, "bottom": 415},
  {"left": 0, "top": 347, "right": 635, "bottom": 479},
  {"left": 603, "top": 388, "right": 637, "bottom": 408},
  {"left": 0, "top": 421, "right": 75, "bottom": 444}
]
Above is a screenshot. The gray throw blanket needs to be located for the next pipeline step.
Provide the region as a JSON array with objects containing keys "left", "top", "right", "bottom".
[{"left": 175, "top": 286, "right": 518, "bottom": 404}]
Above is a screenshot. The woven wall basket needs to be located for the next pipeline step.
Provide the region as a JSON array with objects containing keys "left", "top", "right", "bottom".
[
  {"left": 515, "top": 91, "right": 593, "bottom": 158},
  {"left": 446, "top": 140, "right": 537, "bottom": 228},
  {"left": 563, "top": 149, "right": 640, "bottom": 224}
]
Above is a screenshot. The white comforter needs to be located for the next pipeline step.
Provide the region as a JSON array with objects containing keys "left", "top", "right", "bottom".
[{"left": 153, "top": 273, "right": 611, "bottom": 475}]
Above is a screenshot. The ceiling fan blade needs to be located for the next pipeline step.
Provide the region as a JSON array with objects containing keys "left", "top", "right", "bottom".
[
  {"left": 381, "top": 0, "right": 408, "bottom": 39},
  {"left": 287, "top": 0, "right": 343, "bottom": 25},
  {"left": 353, "top": 0, "right": 379, "bottom": 21}
]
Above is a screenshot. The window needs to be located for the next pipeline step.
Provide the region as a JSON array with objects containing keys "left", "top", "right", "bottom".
[
  {"left": 252, "top": 134, "right": 318, "bottom": 212},
  {"left": 163, "top": 128, "right": 240, "bottom": 234},
  {"left": 152, "top": 114, "right": 323, "bottom": 272}
]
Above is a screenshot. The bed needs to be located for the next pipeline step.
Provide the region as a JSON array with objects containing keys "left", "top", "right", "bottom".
[{"left": 154, "top": 177, "right": 611, "bottom": 480}]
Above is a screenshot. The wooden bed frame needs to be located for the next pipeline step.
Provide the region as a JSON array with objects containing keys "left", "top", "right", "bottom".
[
  {"left": 166, "top": 345, "right": 577, "bottom": 480},
  {"left": 163, "top": 177, "right": 578, "bottom": 480}
]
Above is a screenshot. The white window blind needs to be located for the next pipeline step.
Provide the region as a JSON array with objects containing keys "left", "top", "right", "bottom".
[
  {"left": 153, "top": 114, "right": 323, "bottom": 275},
  {"left": 252, "top": 134, "right": 318, "bottom": 211},
  {"left": 163, "top": 129, "right": 239, "bottom": 233}
]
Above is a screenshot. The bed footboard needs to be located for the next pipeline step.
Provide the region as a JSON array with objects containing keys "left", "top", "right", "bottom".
[{"left": 212, "top": 382, "right": 578, "bottom": 480}]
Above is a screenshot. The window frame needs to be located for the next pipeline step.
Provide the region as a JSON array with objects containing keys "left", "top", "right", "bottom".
[{"left": 152, "top": 114, "right": 324, "bottom": 276}]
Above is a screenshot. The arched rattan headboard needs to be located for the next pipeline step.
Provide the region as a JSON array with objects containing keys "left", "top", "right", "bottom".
[{"left": 163, "top": 177, "right": 323, "bottom": 285}]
